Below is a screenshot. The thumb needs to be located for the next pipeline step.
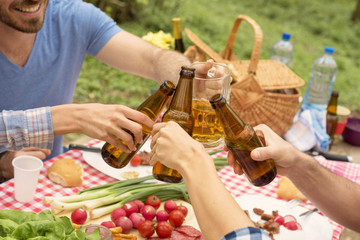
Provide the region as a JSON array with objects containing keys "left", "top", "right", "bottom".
[{"left": 251, "top": 146, "right": 274, "bottom": 161}]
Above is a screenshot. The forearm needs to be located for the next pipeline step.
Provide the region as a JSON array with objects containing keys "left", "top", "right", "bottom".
[
  {"left": 288, "top": 152, "right": 360, "bottom": 232},
  {"left": 181, "top": 151, "right": 254, "bottom": 240},
  {"left": 0, "top": 108, "right": 53, "bottom": 150}
]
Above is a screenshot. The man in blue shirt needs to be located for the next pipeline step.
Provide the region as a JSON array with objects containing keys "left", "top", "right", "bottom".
[{"left": 0, "top": 0, "right": 190, "bottom": 178}]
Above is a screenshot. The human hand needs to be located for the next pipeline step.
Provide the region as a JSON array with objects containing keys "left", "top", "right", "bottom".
[
  {"left": 226, "top": 124, "right": 301, "bottom": 176},
  {"left": 51, "top": 104, "right": 154, "bottom": 153},
  {"left": 191, "top": 60, "right": 229, "bottom": 100},
  {"left": 0, "top": 148, "right": 50, "bottom": 179},
  {"left": 149, "top": 121, "right": 208, "bottom": 174}
]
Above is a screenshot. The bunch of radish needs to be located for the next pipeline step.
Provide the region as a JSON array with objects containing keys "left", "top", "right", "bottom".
[{"left": 70, "top": 195, "right": 188, "bottom": 238}]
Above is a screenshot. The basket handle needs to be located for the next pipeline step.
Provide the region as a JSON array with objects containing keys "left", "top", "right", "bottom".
[{"left": 222, "top": 15, "right": 263, "bottom": 75}]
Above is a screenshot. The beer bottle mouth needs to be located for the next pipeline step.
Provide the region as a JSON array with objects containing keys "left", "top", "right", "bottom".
[
  {"left": 210, "top": 93, "right": 227, "bottom": 107},
  {"left": 161, "top": 80, "right": 176, "bottom": 95}
]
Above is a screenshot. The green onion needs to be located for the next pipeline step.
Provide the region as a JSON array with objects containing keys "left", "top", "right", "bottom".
[{"left": 43, "top": 175, "right": 189, "bottom": 219}]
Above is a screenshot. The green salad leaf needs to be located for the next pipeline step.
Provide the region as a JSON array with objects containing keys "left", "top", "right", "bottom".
[{"left": 0, "top": 209, "right": 99, "bottom": 240}]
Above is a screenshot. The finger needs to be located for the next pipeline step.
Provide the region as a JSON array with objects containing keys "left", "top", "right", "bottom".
[
  {"left": 18, "top": 151, "right": 47, "bottom": 160},
  {"left": 255, "top": 130, "right": 266, "bottom": 146},
  {"left": 107, "top": 134, "right": 132, "bottom": 153},
  {"left": 21, "top": 147, "right": 51, "bottom": 155},
  {"left": 251, "top": 147, "right": 272, "bottom": 161},
  {"left": 151, "top": 122, "right": 167, "bottom": 137}
]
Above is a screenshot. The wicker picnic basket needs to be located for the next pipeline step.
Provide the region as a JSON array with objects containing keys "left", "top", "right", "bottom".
[{"left": 184, "top": 15, "right": 305, "bottom": 136}]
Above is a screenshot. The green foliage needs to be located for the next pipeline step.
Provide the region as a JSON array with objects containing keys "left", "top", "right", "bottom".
[{"left": 75, "top": 0, "right": 360, "bottom": 112}]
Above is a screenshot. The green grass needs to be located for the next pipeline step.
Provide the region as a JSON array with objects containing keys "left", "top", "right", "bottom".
[{"left": 75, "top": 0, "right": 360, "bottom": 112}]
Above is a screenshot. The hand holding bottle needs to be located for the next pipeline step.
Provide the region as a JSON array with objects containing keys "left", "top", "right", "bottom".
[{"left": 226, "top": 124, "right": 303, "bottom": 177}]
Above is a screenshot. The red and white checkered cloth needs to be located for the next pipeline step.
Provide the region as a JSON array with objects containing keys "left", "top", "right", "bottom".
[{"left": 0, "top": 139, "right": 359, "bottom": 240}]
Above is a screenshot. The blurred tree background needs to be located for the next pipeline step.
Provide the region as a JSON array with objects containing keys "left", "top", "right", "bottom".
[{"left": 76, "top": 0, "right": 360, "bottom": 113}]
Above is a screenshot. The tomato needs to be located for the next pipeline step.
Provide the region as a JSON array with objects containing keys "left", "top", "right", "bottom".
[
  {"left": 138, "top": 220, "right": 155, "bottom": 238},
  {"left": 177, "top": 205, "right": 188, "bottom": 217},
  {"left": 155, "top": 221, "right": 172, "bottom": 238},
  {"left": 130, "top": 154, "right": 141, "bottom": 167},
  {"left": 145, "top": 195, "right": 161, "bottom": 210},
  {"left": 168, "top": 209, "right": 184, "bottom": 227}
]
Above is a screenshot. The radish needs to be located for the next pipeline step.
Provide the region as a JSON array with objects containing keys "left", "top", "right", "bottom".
[
  {"left": 111, "top": 208, "right": 127, "bottom": 222},
  {"left": 284, "top": 221, "right": 302, "bottom": 231},
  {"left": 133, "top": 200, "right": 145, "bottom": 211},
  {"left": 164, "top": 200, "right": 177, "bottom": 213},
  {"left": 274, "top": 215, "right": 285, "bottom": 225},
  {"left": 122, "top": 202, "right": 139, "bottom": 217},
  {"left": 156, "top": 210, "right": 169, "bottom": 222},
  {"left": 140, "top": 205, "right": 156, "bottom": 220},
  {"left": 71, "top": 208, "right": 87, "bottom": 225},
  {"left": 114, "top": 216, "right": 133, "bottom": 233},
  {"left": 129, "top": 212, "right": 145, "bottom": 228},
  {"left": 101, "top": 221, "right": 116, "bottom": 229},
  {"left": 283, "top": 214, "right": 297, "bottom": 223}
]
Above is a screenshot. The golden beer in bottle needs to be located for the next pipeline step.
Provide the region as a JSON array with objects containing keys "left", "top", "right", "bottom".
[
  {"left": 326, "top": 91, "right": 338, "bottom": 148},
  {"left": 153, "top": 66, "right": 195, "bottom": 183},
  {"left": 210, "top": 94, "right": 277, "bottom": 187},
  {"left": 101, "top": 80, "right": 176, "bottom": 168},
  {"left": 172, "top": 18, "right": 185, "bottom": 53}
]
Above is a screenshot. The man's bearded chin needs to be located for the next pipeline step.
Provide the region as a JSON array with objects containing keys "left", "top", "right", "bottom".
[{"left": 0, "top": 18, "right": 44, "bottom": 33}]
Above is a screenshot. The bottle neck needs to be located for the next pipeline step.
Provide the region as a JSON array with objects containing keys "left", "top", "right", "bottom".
[{"left": 168, "top": 77, "right": 193, "bottom": 113}]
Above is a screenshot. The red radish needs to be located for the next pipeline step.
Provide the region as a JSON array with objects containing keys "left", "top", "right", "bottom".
[
  {"left": 101, "top": 221, "right": 116, "bottom": 229},
  {"left": 129, "top": 212, "right": 145, "bottom": 228},
  {"left": 133, "top": 200, "right": 145, "bottom": 211},
  {"left": 156, "top": 210, "right": 169, "bottom": 222},
  {"left": 111, "top": 208, "right": 127, "bottom": 222},
  {"left": 114, "top": 216, "right": 133, "bottom": 233},
  {"left": 284, "top": 221, "right": 302, "bottom": 231},
  {"left": 71, "top": 208, "right": 87, "bottom": 225},
  {"left": 283, "top": 214, "right": 297, "bottom": 223},
  {"left": 140, "top": 205, "right": 156, "bottom": 220},
  {"left": 177, "top": 205, "right": 188, "bottom": 217},
  {"left": 274, "top": 215, "right": 285, "bottom": 225},
  {"left": 164, "top": 200, "right": 177, "bottom": 213},
  {"left": 122, "top": 202, "right": 139, "bottom": 216}
]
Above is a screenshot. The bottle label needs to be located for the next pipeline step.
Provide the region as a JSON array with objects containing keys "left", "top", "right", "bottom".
[{"left": 306, "top": 72, "right": 334, "bottom": 105}]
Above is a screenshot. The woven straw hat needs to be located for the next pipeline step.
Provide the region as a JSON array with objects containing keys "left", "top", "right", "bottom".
[{"left": 185, "top": 15, "right": 305, "bottom": 136}]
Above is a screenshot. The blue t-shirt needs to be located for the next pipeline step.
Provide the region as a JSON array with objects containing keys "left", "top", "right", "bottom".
[{"left": 0, "top": 0, "right": 122, "bottom": 159}]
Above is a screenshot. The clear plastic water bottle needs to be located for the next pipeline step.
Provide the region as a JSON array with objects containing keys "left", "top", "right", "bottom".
[
  {"left": 270, "top": 32, "right": 294, "bottom": 65},
  {"left": 302, "top": 46, "right": 338, "bottom": 111}
]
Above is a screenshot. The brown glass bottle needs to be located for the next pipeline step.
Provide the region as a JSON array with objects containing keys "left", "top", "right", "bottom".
[
  {"left": 326, "top": 91, "right": 338, "bottom": 148},
  {"left": 152, "top": 66, "right": 195, "bottom": 183},
  {"left": 210, "top": 94, "right": 277, "bottom": 187},
  {"left": 172, "top": 18, "right": 185, "bottom": 53},
  {"left": 101, "top": 80, "right": 176, "bottom": 168}
]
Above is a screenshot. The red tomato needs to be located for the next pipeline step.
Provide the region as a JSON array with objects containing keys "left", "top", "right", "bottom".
[
  {"left": 168, "top": 209, "right": 185, "bottom": 227},
  {"left": 145, "top": 195, "right": 161, "bottom": 210},
  {"left": 155, "top": 221, "right": 173, "bottom": 238},
  {"left": 177, "top": 205, "right": 188, "bottom": 217},
  {"left": 138, "top": 220, "right": 155, "bottom": 238},
  {"left": 130, "top": 154, "right": 141, "bottom": 167}
]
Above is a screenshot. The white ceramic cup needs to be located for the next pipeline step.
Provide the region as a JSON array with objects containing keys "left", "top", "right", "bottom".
[{"left": 12, "top": 155, "right": 43, "bottom": 202}]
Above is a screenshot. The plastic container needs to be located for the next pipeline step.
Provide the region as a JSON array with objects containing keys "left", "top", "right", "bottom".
[
  {"left": 302, "top": 47, "right": 338, "bottom": 111},
  {"left": 270, "top": 32, "right": 294, "bottom": 66},
  {"left": 80, "top": 224, "right": 112, "bottom": 240},
  {"left": 342, "top": 117, "right": 360, "bottom": 146}
]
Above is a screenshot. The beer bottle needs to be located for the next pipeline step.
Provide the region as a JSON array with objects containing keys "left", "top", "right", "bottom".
[
  {"left": 101, "top": 80, "right": 176, "bottom": 168},
  {"left": 210, "top": 94, "right": 277, "bottom": 187},
  {"left": 152, "top": 66, "right": 195, "bottom": 183},
  {"left": 172, "top": 18, "right": 185, "bottom": 53},
  {"left": 326, "top": 91, "right": 338, "bottom": 148}
]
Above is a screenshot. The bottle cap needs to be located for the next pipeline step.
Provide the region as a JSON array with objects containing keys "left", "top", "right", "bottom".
[
  {"left": 324, "top": 46, "right": 334, "bottom": 54},
  {"left": 282, "top": 32, "right": 291, "bottom": 41}
]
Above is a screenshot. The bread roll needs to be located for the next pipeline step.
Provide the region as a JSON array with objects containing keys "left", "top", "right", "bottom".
[
  {"left": 276, "top": 176, "right": 307, "bottom": 202},
  {"left": 47, "top": 158, "right": 83, "bottom": 187}
]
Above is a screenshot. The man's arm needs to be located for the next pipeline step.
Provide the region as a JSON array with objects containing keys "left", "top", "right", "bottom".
[
  {"left": 234, "top": 124, "right": 360, "bottom": 232},
  {"left": 95, "top": 31, "right": 191, "bottom": 85},
  {"left": 0, "top": 108, "right": 54, "bottom": 151}
]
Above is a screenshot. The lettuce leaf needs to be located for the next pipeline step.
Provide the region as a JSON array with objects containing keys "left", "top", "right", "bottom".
[{"left": 0, "top": 210, "right": 100, "bottom": 240}]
